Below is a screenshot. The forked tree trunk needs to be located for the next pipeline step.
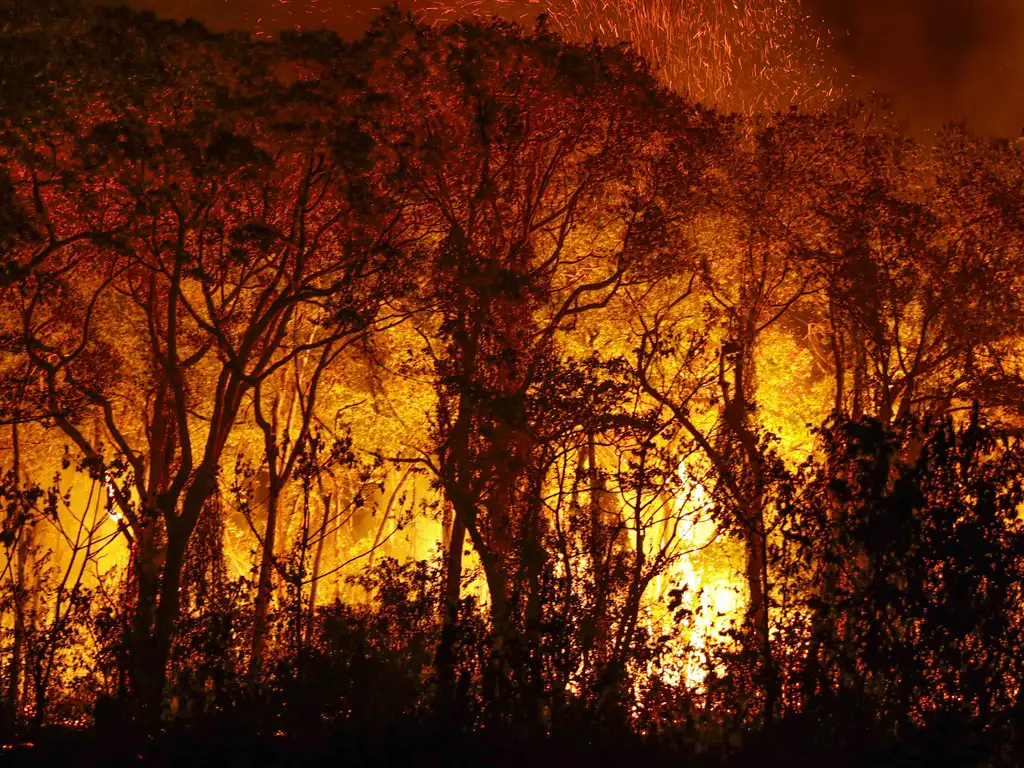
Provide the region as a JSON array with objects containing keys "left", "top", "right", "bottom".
[{"left": 130, "top": 468, "right": 216, "bottom": 724}]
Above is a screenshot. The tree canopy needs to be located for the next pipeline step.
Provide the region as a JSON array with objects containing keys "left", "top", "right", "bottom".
[{"left": 2, "top": 2, "right": 1024, "bottom": 765}]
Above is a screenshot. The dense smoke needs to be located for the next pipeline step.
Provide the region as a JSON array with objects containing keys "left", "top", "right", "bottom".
[{"left": 810, "top": 0, "right": 1024, "bottom": 136}]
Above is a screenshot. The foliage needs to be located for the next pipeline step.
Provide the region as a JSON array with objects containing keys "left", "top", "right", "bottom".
[{"left": 1, "top": 2, "right": 1024, "bottom": 765}]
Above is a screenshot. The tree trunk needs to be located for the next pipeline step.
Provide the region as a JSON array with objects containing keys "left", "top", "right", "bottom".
[
  {"left": 131, "top": 471, "right": 214, "bottom": 724},
  {"left": 130, "top": 524, "right": 163, "bottom": 723},
  {"left": 5, "top": 423, "right": 24, "bottom": 736},
  {"left": 586, "top": 435, "right": 614, "bottom": 666},
  {"left": 435, "top": 514, "right": 466, "bottom": 721},
  {"left": 802, "top": 431, "right": 852, "bottom": 708},
  {"left": 744, "top": 498, "right": 774, "bottom": 720},
  {"left": 852, "top": 335, "right": 866, "bottom": 421},
  {"left": 476, "top": 543, "right": 516, "bottom": 724},
  {"left": 305, "top": 491, "right": 331, "bottom": 645},
  {"left": 829, "top": 318, "right": 846, "bottom": 415},
  {"left": 519, "top": 465, "right": 548, "bottom": 729},
  {"left": 249, "top": 482, "right": 281, "bottom": 683},
  {"left": 142, "top": 520, "right": 189, "bottom": 724},
  {"left": 725, "top": 338, "right": 775, "bottom": 722}
]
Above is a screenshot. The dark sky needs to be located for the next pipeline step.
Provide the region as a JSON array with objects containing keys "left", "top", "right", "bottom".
[
  {"left": 105, "top": 0, "right": 1024, "bottom": 136},
  {"left": 808, "top": 0, "right": 1024, "bottom": 136}
]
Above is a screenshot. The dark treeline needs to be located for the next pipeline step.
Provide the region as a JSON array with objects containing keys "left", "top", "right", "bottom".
[{"left": 2, "top": 2, "right": 1024, "bottom": 765}]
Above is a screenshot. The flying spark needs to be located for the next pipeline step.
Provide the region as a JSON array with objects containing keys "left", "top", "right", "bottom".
[
  {"left": 165, "top": 0, "right": 846, "bottom": 112},
  {"left": 354, "top": 0, "right": 847, "bottom": 112}
]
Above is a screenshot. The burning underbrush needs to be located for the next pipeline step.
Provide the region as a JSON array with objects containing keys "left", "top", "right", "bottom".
[{"left": 3, "top": 3, "right": 1024, "bottom": 766}]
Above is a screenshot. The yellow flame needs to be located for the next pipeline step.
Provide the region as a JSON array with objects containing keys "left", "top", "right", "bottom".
[{"left": 642, "top": 459, "right": 743, "bottom": 692}]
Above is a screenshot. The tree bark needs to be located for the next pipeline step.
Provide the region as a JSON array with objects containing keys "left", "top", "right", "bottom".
[
  {"left": 6, "top": 423, "right": 24, "bottom": 736},
  {"left": 129, "top": 523, "right": 163, "bottom": 723},
  {"left": 725, "top": 337, "right": 776, "bottom": 722},
  {"left": 131, "top": 466, "right": 216, "bottom": 724},
  {"left": 435, "top": 514, "right": 466, "bottom": 720},
  {"left": 249, "top": 482, "right": 281, "bottom": 683},
  {"left": 305, "top": 490, "right": 331, "bottom": 645},
  {"left": 829, "top": 305, "right": 846, "bottom": 415}
]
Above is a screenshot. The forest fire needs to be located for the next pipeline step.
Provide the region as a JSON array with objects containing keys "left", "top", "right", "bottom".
[
  {"left": 401, "top": 0, "right": 846, "bottom": 112},
  {"left": 647, "top": 460, "right": 738, "bottom": 692},
  {"left": 2, "top": 1, "right": 1024, "bottom": 766},
  {"left": 162, "top": 0, "right": 847, "bottom": 112}
]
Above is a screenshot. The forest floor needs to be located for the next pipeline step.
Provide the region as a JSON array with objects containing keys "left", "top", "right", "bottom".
[{"left": 0, "top": 724, "right": 990, "bottom": 768}]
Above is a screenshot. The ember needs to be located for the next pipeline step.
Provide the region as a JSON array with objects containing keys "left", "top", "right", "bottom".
[{"left": 1, "top": 2, "right": 1023, "bottom": 766}]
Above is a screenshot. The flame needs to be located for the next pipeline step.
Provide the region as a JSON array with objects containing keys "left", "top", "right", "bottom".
[
  {"left": 238, "top": 0, "right": 847, "bottom": 113},
  {"left": 641, "top": 459, "right": 743, "bottom": 692},
  {"left": 104, "top": 473, "right": 122, "bottom": 525}
]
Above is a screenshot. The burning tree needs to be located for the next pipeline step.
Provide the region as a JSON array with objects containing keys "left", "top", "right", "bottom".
[
  {"left": 1, "top": 3, "right": 1024, "bottom": 763},
  {"left": 0, "top": 12, "right": 405, "bottom": 720},
  {"left": 356, "top": 12, "right": 716, "bottom": 723}
]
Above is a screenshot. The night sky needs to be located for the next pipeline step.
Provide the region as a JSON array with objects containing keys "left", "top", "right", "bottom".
[
  {"left": 102, "top": 0, "right": 1024, "bottom": 136},
  {"left": 809, "top": 0, "right": 1024, "bottom": 136}
]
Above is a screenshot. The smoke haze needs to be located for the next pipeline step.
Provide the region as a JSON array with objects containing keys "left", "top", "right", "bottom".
[
  {"left": 105, "top": 0, "right": 1024, "bottom": 135},
  {"left": 809, "top": 0, "right": 1024, "bottom": 136}
]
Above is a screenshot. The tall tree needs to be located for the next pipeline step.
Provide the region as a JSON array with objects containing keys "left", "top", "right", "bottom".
[
  {"left": 0, "top": 15, "right": 404, "bottom": 720},
  {"left": 363, "top": 14, "right": 706, "bottom": 722}
]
